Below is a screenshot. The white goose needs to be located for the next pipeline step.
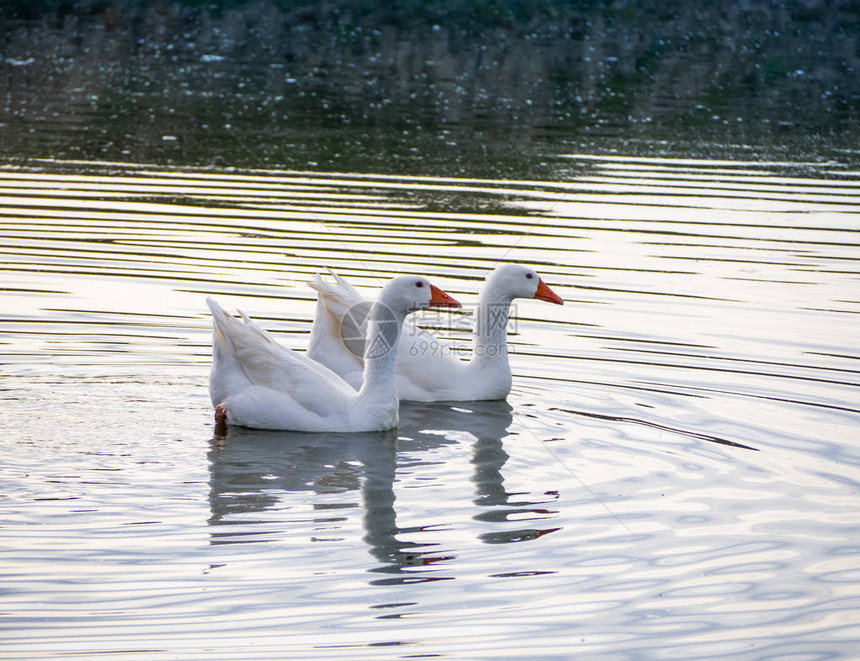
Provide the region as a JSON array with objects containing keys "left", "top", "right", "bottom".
[
  {"left": 207, "top": 276, "right": 461, "bottom": 431},
  {"left": 308, "top": 264, "right": 563, "bottom": 402}
]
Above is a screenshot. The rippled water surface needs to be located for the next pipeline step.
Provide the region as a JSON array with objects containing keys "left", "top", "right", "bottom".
[{"left": 1, "top": 156, "right": 859, "bottom": 660}]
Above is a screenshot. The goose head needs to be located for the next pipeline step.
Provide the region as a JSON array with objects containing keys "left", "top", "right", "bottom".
[
  {"left": 380, "top": 275, "right": 462, "bottom": 315},
  {"left": 487, "top": 264, "right": 564, "bottom": 305}
]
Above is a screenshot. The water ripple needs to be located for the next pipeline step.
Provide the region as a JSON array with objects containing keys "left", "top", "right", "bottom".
[{"left": 2, "top": 158, "right": 859, "bottom": 659}]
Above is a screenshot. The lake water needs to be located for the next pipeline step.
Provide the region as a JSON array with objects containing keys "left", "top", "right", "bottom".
[
  {"left": 2, "top": 3, "right": 860, "bottom": 656},
  {"left": 1, "top": 152, "right": 859, "bottom": 659}
]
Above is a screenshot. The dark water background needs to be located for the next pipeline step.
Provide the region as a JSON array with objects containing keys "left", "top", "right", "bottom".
[{"left": 2, "top": 0, "right": 858, "bottom": 174}]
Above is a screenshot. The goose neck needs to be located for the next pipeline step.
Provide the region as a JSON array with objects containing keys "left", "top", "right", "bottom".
[
  {"left": 358, "top": 301, "right": 406, "bottom": 399},
  {"left": 473, "top": 289, "right": 513, "bottom": 363}
]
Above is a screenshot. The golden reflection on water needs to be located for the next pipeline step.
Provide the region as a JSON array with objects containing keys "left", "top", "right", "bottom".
[{"left": 1, "top": 158, "right": 858, "bottom": 398}]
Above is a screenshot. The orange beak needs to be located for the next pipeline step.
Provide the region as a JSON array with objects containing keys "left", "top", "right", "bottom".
[
  {"left": 534, "top": 278, "right": 564, "bottom": 305},
  {"left": 429, "top": 284, "right": 462, "bottom": 308}
]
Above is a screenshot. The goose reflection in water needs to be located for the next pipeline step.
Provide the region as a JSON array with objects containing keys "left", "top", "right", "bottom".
[{"left": 207, "top": 400, "right": 561, "bottom": 584}]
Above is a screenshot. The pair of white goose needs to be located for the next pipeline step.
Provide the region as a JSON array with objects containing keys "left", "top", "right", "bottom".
[{"left": 207, "top": 264, "right": 563, "bottom": 432}]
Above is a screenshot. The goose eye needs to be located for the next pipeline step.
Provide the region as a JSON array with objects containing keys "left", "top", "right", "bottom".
[
  {"left": 526, "top": 273, "right": 534, "bottom": 280},
  {"left": 415, "top": 281, "right": 424, "bottom": 288}
]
